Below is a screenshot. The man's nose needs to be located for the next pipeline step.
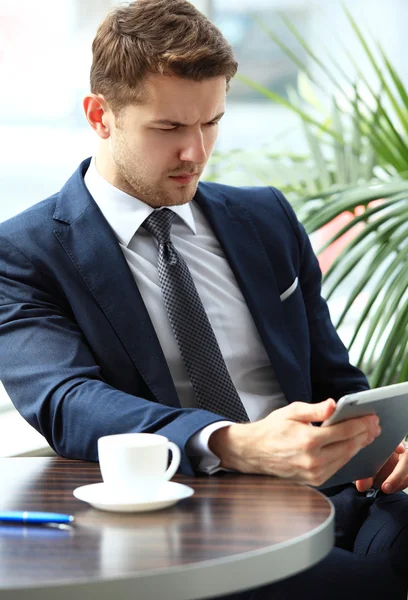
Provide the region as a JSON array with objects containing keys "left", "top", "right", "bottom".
[{"left": 179, "top": 131, "right": 207, "bottom": 164}]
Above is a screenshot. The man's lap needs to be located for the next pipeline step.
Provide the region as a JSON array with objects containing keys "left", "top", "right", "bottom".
[
  {"left": 228, "top": 548, "right": 407, "bottom": 600},
  {"left": 215, "top": 486, "right": 408, "bottom": 600},
  {"left": 330, "top": 484, "right": 408, "bottom": 570}
]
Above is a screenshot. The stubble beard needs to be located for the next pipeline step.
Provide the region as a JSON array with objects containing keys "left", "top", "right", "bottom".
[
  {"left": 113, "top": 143, "right": 200, "bottom": 208},
  {"left": 122, "top": 170, "right": 198, "bottom": 208}
]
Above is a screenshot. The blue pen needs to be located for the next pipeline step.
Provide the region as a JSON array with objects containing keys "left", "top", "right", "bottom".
[{"left": 0, "top": 511, "right": 74, "bottom": 524}]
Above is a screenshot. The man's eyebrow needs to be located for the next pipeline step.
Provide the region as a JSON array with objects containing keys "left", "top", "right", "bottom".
[{"left": 150, "top": 112, "right": 225, "bottom": 127}]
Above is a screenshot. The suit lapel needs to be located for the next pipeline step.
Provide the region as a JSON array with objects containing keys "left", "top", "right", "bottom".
[
  {"left": 195, "top": 184, "right": 309, "bottom": 403},
  {"left": 52, "top": 159, "right": 180, "bottom": 408},
  {"left": 52, "top": 161, "right": 308, "bottom": 407}
]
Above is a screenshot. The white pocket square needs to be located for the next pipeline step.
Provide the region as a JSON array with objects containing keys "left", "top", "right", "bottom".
[{"left": 280, "top": 277, "right": 298, "bottom": 302}]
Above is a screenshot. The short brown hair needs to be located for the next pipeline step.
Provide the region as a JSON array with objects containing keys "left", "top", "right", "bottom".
[{"left": 90, "top": 0, "right": 238, "bottom": 114}]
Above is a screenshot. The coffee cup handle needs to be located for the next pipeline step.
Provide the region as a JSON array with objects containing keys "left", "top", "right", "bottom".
[{"left": 164, "top": 442, "right": 181, "bottom": 481}]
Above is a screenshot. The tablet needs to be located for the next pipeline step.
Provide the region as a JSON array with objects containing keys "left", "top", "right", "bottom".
[{"left": 317, "top": 382, "right": 408, "bottom": 489}]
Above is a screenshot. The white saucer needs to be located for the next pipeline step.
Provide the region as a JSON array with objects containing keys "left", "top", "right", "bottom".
[{"left": 73, "top": 481, "right": 194, "bottom": 513}]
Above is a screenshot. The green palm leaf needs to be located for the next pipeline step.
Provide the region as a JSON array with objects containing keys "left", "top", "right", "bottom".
[{"left": 208, "top": 6, "right": 408, "bottom": 386}]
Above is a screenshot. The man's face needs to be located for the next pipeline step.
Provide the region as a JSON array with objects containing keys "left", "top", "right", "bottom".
[{"left": 104, "top": 74, "right": 226, "bottom": 207}]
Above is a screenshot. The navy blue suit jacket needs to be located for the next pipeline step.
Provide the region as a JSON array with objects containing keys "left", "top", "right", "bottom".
[{"left": 0, "top": 159, "right": 368, "bottom": 474}]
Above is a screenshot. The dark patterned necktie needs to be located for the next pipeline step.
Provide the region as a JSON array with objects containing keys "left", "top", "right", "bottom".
[{"left": 143, "top": 208, "right": 249, "bottom": 422}]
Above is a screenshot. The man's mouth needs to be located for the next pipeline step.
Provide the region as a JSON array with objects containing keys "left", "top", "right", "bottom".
[{"left": 169, "top": 173, "right": 199, "bottom": 185}]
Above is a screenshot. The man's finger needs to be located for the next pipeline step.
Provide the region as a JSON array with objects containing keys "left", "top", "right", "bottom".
[
  {"left": 382, "top": 453, "right": 408, "bottom": 493},
  {"left": 313, "top": 430, "right": 375, "bottom": 485},
  {"left": 288, "top": 398, "right": 336, "bottom": 423},
  {"left": 314, "top": 414, "right": 380, "bottom": 448},
  {"left": 355, "top": 477, "right": 374, "bottom": 492}
]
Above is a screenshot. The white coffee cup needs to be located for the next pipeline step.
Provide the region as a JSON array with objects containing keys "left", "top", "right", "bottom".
[{"left": 97, "top": 433, "right": 181, "bottom": 501}]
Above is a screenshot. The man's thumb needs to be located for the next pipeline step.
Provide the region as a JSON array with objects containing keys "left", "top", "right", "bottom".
[{"left": 290, "top": 398, "right": 336, "bottom": 423}]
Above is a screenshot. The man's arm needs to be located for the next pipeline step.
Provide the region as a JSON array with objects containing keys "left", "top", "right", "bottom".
[
  {"left": 0, "top": 236, "right": 224, "bottom": 474},
  {"left": 272, "top": 187, "right": 369, "bottom": 402},
  {"left": 208, "top": 188, "right": 377, "bottom": 485}
]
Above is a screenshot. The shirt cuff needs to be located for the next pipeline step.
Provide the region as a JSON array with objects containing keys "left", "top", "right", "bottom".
[{"left": 187, "top": 421, "right": 234, "bottom": 474}]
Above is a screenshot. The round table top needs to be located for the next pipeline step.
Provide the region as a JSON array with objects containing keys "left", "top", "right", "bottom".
[{"left": 0, "top": 457, "right": 334, "bottom": 600}]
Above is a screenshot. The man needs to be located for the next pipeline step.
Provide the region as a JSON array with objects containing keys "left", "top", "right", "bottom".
[{"left": 0, "top": 1, "right": 407, "bottom": 597}]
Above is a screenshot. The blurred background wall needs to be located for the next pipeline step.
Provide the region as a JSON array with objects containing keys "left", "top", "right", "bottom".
[{"left": 2, "top": 0, "right": 406, "bottom": 220}]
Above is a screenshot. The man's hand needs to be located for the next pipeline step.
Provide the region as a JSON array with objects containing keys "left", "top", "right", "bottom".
[
  {"left": 209, "top": 399, "right": 381, "bottom": 487},
  {"left": 355, "top": 441, "right": 408, "bottom": 494}
]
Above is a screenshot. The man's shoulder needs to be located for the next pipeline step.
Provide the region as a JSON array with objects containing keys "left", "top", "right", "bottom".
[
  {"left": 0, "top": 194, "right": 58, "bottom": 235},
  {"left": 0, "top": 158, "right": 90, "bottom": 242},
  {"left": 199, "top": 180, "right": 285, "bottom": 202},
  {"left": 197, "top": 181, "right": 298, "bottom": 226}
]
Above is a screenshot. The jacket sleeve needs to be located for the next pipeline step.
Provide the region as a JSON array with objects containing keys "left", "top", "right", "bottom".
[
  {"left": 0, "top": 236, "right": 224, "bottom": 474},
  {"left": 272, "top": 187, "right": 370, "bottom": 402}
]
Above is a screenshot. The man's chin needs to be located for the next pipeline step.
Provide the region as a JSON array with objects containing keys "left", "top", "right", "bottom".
[{"left": 160, "top": 183, "right": 198, "bottom": 207}]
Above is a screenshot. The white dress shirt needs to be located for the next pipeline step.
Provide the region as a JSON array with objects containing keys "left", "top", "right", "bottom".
[{"left": 84, "top": 159, "right": 287, "bottom": 472}]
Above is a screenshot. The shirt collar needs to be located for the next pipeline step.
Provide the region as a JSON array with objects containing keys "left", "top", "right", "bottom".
[{"left": 84, "top": 157, "right": 197, "bottom": 247}]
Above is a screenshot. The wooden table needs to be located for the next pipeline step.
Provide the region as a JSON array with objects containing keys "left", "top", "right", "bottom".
[{"left": 0, "top": 457, "right": 334, "bottom": 599}]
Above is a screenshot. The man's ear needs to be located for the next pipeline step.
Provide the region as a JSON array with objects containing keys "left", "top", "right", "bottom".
[{"left": 83, "top": 94, "right": 112, "bottom": 139}]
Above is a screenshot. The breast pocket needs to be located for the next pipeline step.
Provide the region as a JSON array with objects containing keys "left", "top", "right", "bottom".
[
  {"left": 280, "top": 276, "right": 308, "bottom": 338},
  {"left": 280, "top": 277, "right": 304, "bottom": 334},
  {"left": 280, "top": 277, "right": 298, "bottom": 302},
  {"left": 280, "top": 277, "right": 310, "bottom": 365}
]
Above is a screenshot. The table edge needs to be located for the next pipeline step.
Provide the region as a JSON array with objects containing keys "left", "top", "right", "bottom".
[{"left": 0, "top": 493, "right": 335, "bottom": 600}]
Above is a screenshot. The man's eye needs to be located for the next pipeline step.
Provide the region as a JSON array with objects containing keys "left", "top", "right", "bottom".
[{"left": 158, "top": 127, "right": 177, "bottom": 132}]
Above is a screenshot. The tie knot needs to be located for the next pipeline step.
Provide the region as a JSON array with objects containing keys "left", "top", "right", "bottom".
[{"left": 143, "top": 208, "right": 176, "bottom": 244}]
